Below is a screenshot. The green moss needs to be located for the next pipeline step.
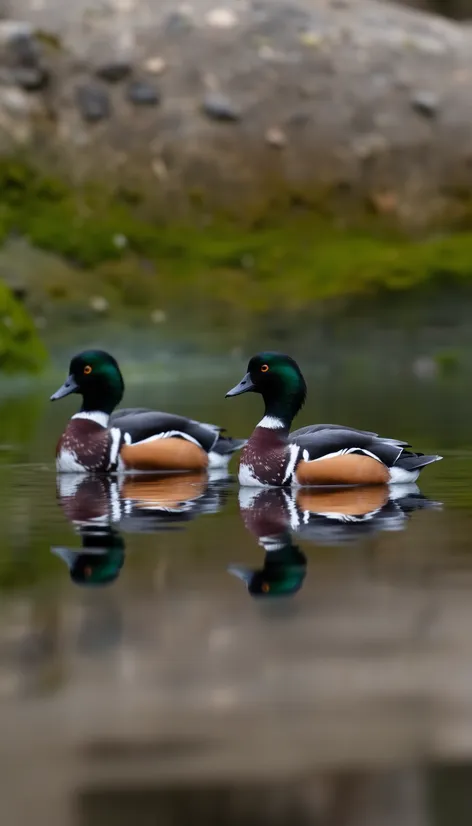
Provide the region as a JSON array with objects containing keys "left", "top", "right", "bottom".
[
  {"left": 3, "top": 157, "right": 472, "bottom": 339},
  {"left": 0, "top": 282, "right": 47, "bottom": 373}
]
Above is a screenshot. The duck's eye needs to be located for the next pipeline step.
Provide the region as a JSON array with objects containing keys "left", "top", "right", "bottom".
[
  {"left": 83, "top": 365, "right": 92, "bottom": 375},
  {"left": 262, "top": 582, "right": 270, "bottom": 593},
  {"left": 261, "top": 364, "right": 269, "bottom": 373}
]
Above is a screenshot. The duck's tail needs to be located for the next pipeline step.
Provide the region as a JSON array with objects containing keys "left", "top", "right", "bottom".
[{"left": 389, "top": 453, "right": 442, "bottom": 484}]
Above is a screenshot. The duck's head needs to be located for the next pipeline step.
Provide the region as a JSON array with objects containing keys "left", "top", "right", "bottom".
[
  {"left": 226, "top": 352, "right": 307, "bottom": 427},
  {"left": 52, "top": 531, "right": 125, "bottom": 587},
  {"left": 228, "top": 543, "right": 307, "bottom": 598},
  {"left": 51, "top": 350, "right": 124, "bottom": 414}
]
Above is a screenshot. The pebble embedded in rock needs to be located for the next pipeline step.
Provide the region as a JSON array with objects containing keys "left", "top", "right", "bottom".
[
  {"left": 411, "top": 91, "right": 439, "bottom": 118},
  {"left": 165, "top": 9, "right": 194, "bottom": 34},
  {"left": 5, "top": 31, "right": 49, "bottom": 90},
  {"left": 144, "top": 56, "right": 167, "bottom": 75},
  {"left": 13, "top": 65, "right": 49, "bottom": 91},
  {"left": 126, "top": 81, "right": 160, "bottom": 105},
  {"left": 265, "top": 126, "right": 287, "bottom": 148},
  {"left": 353, "top": 132, "right": 388, "bottom": 160},
  {"left": 299, "top": 30, "right": 323, "bottom": 48},
  {"left": 202, "top": 91, "right": 241, "bottom": 122},
  {"left": 205, "top": 8, "right": 238, "bottom": 28},
  {"left": 9, "top": 32, "right": 40, "bottom": 67},
  {"left": 0, "top": 85, "right": 35, "bottom": 114},
  {"left": 96, "top": 62, "right": 132, "bottom": 83},
  {"left": 0, "top": 22, "right": 33, "bottom": 45},
  {"left": 76, "top": 85, "right": 111, "bottom": 122}
]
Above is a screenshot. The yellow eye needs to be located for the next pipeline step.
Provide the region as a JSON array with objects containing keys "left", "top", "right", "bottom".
[
  {"left": 84, "top": 365, "right": 92, "bottom": 375},
  {"left": 261, "top": 364, "right": 269, "bottom": 373},
  {"left": 262, "top": 582, "right": 270, "bottom": 593}
]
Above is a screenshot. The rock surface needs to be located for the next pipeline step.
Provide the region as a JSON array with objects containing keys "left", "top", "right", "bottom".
[{"left": 0, "top": 0, "right": 472, "bottom": 224}]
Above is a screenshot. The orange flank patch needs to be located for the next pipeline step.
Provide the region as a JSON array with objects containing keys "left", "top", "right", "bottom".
[
  {"left": 294, "top": 453, "right": 389, "bottom": 487},
  {"left": 122, "top": 473, "right": 207, "bottom": 507},
  {"left": 120, "top": 437, "right": 208, "bottom": 472},
  {"left": 296, "top": 485, "right": 389, "bottom": 515}
]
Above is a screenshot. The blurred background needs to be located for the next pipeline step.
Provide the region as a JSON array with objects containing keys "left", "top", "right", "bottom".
[{"left": 1, "top": 0, "right": 472, "bottom": 823}]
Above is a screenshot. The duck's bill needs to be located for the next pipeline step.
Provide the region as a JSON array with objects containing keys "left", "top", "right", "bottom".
[
  {"left": 50, "top": 546, "right": 79, "bottom": 567},
  {"left": 225, "top": 373, "right": 255, "bottom": 397},
  {"left": 227, "top": 564, "right": 252, "bottom": 584},
  {"left": 50, "top": 375, "right": 79, "bottom": 401}
]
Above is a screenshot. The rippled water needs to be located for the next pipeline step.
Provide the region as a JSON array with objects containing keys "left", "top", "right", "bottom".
[{"left": 1, "top": 369, "right": 472, "bottom": 825}]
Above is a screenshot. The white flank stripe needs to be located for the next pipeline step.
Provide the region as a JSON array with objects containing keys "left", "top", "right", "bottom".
[
  {"left": 311, "top": 447, "right": 383, "bottom": 464},
  {"left": 257, "top": 416, "right": 285, "bottom": 429},
  {"left": 108, "top": 427, "right": 122, "bottom": 470},
  {"left": 132, "top": 430, "right": 202, "bottom": 449},
  {"left": 283, "top": 444, "right": 300, "bottom": 484},
  {"left": 72, "top": 411, "right": 109, "bottom": 428}
]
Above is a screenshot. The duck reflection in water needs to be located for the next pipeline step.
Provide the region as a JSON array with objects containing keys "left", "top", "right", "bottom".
[
  {"left": 229, "top": 484, "right": 441, "bottom": 598},
  {"left": 52, "top": 472, "right": 229, "bottom": 586}
]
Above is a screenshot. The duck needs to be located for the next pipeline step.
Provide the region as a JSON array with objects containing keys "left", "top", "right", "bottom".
[
  {"left": 226, "top": 352, "right": 442, "bottom": 487},
  {"left": 229, "top": 484, "right": 440, "bottom": 596},
  {"left": 51, "top": 350, "right": 245, "bottom": 474}
]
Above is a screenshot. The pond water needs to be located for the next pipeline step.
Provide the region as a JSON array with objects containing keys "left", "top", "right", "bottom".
[{"left": 1, "top": 367, "right": 472, "bottom": 826}]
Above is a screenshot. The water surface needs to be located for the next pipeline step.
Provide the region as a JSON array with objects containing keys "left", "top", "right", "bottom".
[{"left": 1, "top": 371, "right": 472, "bottom": 826}]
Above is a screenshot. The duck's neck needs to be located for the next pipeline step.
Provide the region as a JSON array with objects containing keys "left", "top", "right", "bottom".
[
  {"left": 257, "top": 414, "right": 289, "bottom": 432},
  {"left": 72, "top": 410, "right": 110, "bottom": 428},
  {"left": 80, "top": 381, "right": 123, "bottom": 418},
  {"left": 256, "top": 395, "right": 300, "bottom": 435}
]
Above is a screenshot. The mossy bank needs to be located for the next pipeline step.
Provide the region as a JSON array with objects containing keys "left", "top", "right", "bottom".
[
  {"left": 0, "top": 276, "right": 47, "bottom": 374},
  {"left": 2, "top": 158, "right": 472, "bottom": 357}
]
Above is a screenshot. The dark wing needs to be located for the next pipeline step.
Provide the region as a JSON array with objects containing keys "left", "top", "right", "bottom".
[
  {"left": 291, "top": 423, "right": 411, "bottom": 448},
  {"left": 290, "top": 426, "right": 405, "bottom": 467},
  {"left": 110, "top": 409, "right": 219, "bottom": 452}
]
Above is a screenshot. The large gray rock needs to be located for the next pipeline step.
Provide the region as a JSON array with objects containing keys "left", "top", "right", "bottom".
[{"left": 1, "top": 0, "right": 472, "bottom": 224}]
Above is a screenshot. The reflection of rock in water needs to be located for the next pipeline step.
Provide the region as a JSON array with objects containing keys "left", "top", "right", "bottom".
[
  {"left": 77, "top": 783, "right": 319, "bottom": 826},
  {"left": 76, "top": 767, "right": 429, "bottom": 826},
  {"left": 76, "top": 597, "right": 123, "bottom": 657}
]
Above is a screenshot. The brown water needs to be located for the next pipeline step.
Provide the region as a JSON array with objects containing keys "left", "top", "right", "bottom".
[{"left": 1, "top": 368, "right": 472, "bottom": 826}]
